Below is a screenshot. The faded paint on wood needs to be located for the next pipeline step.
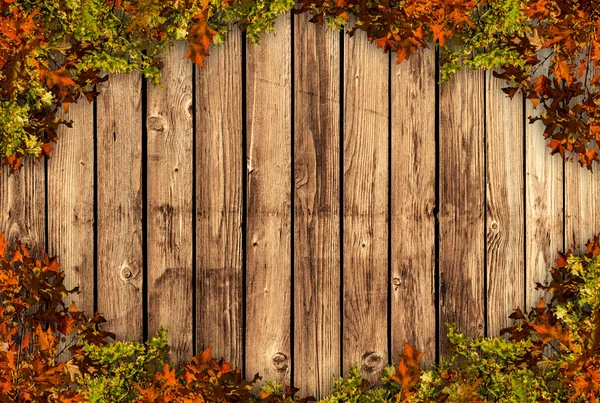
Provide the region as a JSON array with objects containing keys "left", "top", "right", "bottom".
[
  {"left": 439, "top": 69, "right": 485, "bottom": 354},
  {"left": 390, "top": 49, "right": 436, "bottom": 366},
  {"left": 0, "top": 162, "right": 45, "bottom": 250},
  {"left": 293, "top": 13, "right": 340, "bottom": 396},
  {"left": 525, "top": 52, "right": 563, "bottom": 312},
  {"left": 343, "top": 29, "right": 388, "bottom": 382},
  {"left": 246, "top": 15, "right": 292, "bottom": 383},
  {"left": 48, "top": 102, "right": 95, "bottom": 315},
  {"left": 97, "top": 73, "right": 143, "bottom": 340},
  {"left": 147, "top": 42, "right": 194, "bottom": 361},
  {"left": 196, "top": 27, "right": 244, "bottom": 366},
  {"left": 485, "top": 73, "right": 525, "bottom": 336}
]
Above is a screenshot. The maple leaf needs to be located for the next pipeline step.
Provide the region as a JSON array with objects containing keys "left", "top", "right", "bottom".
[
  {"left": 35, "top": 324, "right": 55, "bottom": 352},
  {"left": 391, "top": 342, "right": 423, "bottom": 395},
  {"left": 44, "top": 66, "right": 77, "bottom": 89},
  {"left": 532, "top": 321, "right": 570, "bottom": 346},
  {"left": 554, "top": 59, "right": 573, "bottom": 85},
  {"left": 430, "top": 25, "right": 447, "bottom": 47},
  {"left": 185, "top": 19, "right": 216, "bottom": 67}
]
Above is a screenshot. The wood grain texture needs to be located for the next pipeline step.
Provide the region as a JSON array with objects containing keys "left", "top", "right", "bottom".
[
  {"left": 343, "top": 29, "right": 388, "bottom": 382},
  {"left": 196, "top": 27, "right": 244, "bottom": 366},
  {"left": 485, "top": 73, "right": 524, "bottom": 336},
  {"left": 246, "top": 15, "right": 292, "bottom": 383},
  {"left": 390, "top": 49, "right": 436, "bottom": 366},
  {"left": 565, "top": 164, "right": 600, "bottom": 249},
  {"left": 96, "top": 73, "right": 143, "bottom": 341},
  {"left": 293, "top": 14, "right": 340, "bottom": 397},
  {"left": 439, "top": 69, "right": 485, "bottom": 354},
  {"left": 525, "top": 53, "right": 563, "bottom": 312},
  {"left": 48, "top": 101, "right": 95, "bottom": 315},
  {"left": 0, "top": 162, "right": 45, "bottom": 250},
  {"left": 147, "top": 42, "right": 193, "bottom": 361}
]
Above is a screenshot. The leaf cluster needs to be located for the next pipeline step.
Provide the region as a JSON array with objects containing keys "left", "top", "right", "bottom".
[
  {"left": 298, "top": 0, "right": 600, "bottom": 169},
  {"left": 319, "top": 234, "right": 600, "bottom": 402},
  {"left": 0, "top": 233, "right": 114, "bottom": 402},
  {"left": 5, "top": 230, "right": 600, "bottom": 402},
  {"left": 0, "top": 0, "right": 293, "bottom": 172},
  {"left": 6, "top": 0, "right": 600, "bottom": 171}
]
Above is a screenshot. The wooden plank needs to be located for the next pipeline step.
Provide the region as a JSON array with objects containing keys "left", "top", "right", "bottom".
[
  {"left": 439, "top": 69, "right": 485, "bottom": 354},
  {"left": 96, "top": 73, "right": 143, "bottom": 341},
  {"left": 246, "top": 15, "right": 292, "bottom": 383},
  {"left": 147, "top": 42, "right": 193, "bottom": 361},
  {"left": 485, "top": 73, "right": 524, "bottom": 336},
  {"left": 196, "top": 27, "right": 244, "bottom": 366},
  {"left": 0, "top": 162, "right": 45, "bottom": 250},
  {"left": 565, "top": 165, "right": 600, "bottom": 249},
  {"left": 525, "top": 53, "right": 562, "bottom": 311},
  {"left": 293, "top": 14, "right": 340, "bottom": 396},
  {"left": 48, "top": 101, "right": 95, "bottom": 316},
  {"left": 390, "top": 49, "right": 436, "bottom": 366},
  {"left": 343, "top": 29, "right": 388, "bottom": 382},
  {"left": 565, "top": 52, "right": 593, "bottom": 251}
]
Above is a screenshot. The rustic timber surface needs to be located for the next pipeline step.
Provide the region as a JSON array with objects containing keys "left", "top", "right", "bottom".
[{"left": 2, "top": 15, "right": 587, "bottom": 398}]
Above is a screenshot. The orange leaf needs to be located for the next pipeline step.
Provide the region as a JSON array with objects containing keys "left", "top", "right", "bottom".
[
  {"left": 391, "top": 343, "right": 423, "bottom": 394},
  {"left": 44, "top": 66, "right": 77, "bottom": 88},
  {"left": 185, "top": 20, "right": 216, "bottom": 67},
  {"left": 554, "top": 59, "right": 573, "bottom": 85}
]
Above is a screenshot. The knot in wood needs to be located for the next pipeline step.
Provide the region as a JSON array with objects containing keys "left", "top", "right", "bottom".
[
  {"left": 147, "top": 116, "right": 166, "bottom": 132},
  {"left": 491, "top": 221, "right": 499, "bottom": 230},
  {"left": 361, "top": 351, "right": 384, "bottom": 373},
  {"left": 271, "top": 352, "right": 288, "bottom": 372},
  {"left": 120, "top": 264, "right": 133, "bottom": 281},
  {"left": 391, "top": 277, "right": 402, "bottom": 290}
]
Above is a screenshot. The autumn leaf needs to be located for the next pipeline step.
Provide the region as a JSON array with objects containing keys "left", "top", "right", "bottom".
[
  {"left": 554, "top": 59, "right": 573, "bottom": 85},
  {"left": 44, "top": 66, "right": 77, "bottom": 89},
  {"left": 185, "top": 19, "right": 216, "bottom": 67},
  {"left": 35, "top": 325, "right": 56, "bottom": 352},
  {"left": 391, "top": 342, "right": 423, "bottom": 395},
  {"left": 430, "top": 25, "right": 447, "bottom": 47}
]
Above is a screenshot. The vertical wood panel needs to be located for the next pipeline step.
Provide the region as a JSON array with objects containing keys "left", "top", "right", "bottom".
[
  {"left": 390, "top": 50, "right": 436, "bottom": 365},
  {"left": 97, "top": 73, "right": 143, "bottom": 340},
  {"left": 147, "top": 42, "right": 193, "bottom": 361},
  {"left": 439, "top": 69, "right": 485, "bottom": 354},
  {"left": 565, "top": 166, "right": 600, "bottom": 248},
  {"left": 485, "top": 74, "right": 524, "bottom": 335},
  {"left": 196, "top": 28, "right": 244, "bottom": 366},
  {"left": 525, "top": 54, "right": 562, "bottom": 311},
  {"left": 343, "top": 30, "right": 388, "bottom": 382},
  {"left": 48, "top": 102, "right": 95, "bottom": 315},
  {"left": 0, "top": 163, "right": 45, "bottom": 250},
  {"left": 246, "top": 15, "right": 292, "bottom": 383},
  {"left": 293, "top": 14, "right": 340, "bottom": 396}
]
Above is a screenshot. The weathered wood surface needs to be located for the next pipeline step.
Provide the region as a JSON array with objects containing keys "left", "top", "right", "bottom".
[
  {"left": 245, "top": 14, "right": 292, "bottom": 384},
  {"left": 2, "top": 23, "right": 591, "bottom": 398},
  {"left": 293, "top": 13, "right": 341, "bottom": 396},
  {"left": 342, "top": 29, "right": 389, "bottom": 382},
  {"left": 96, "top": 73, "right": 144, "bottom": 341},
  {"left": 390, "top": 48, "right": 436, "bottom": 365},
  {"left": 196, "top": 27, "right": 244, "bottom": 366},
  {"left": 49, "top": 101, "right": 95, "bottom": 316},
  {"left": 0, "top": 162, "right": 46, "bottom": 250},
  {"left": 566, "top": 166, "right": 600, "bottom": 249},
  {"left": 147, "top": 42, "right": 194, "bottom": 361},
  {"left": 525, "top": 53, "right": 563, "bottom": 312},
  {"left": 485, "top": 74, "right": 525, "bottom": 336},
  {"left": 439, "top": 68, "right": 485, "bottom": 353}
]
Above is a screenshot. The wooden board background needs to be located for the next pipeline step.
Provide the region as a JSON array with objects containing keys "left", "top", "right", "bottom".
[{"left": 0, "top": 16, "right": 591, "bottom": 398}]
